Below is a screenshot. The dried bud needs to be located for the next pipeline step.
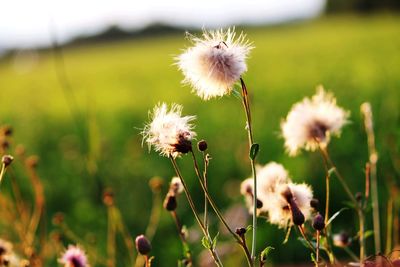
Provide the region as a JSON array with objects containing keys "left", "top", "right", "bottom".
[
  {"left": 197, "top": 140, "right": 208, "bottom": 152},
  {"left": 1, "top": 155, "right": 13, "bottom": 167},
  {"left": 135, "top": 235, "right": 152, "bottom": 255},
  {"left": 310, "top": 198, "right": 319, "bottom": 210},
  {"left": 163, "top": 193, "right": 177, "bottom": 211},
  {"left": 0, "top": 139, "right": 9, "bottom": 151},
  {"left": 333, "top": 232, "right": 351, "bottom": 247},
  {"left": 281, "top": 186, "right": 293, "bottom": 202},
  {"left": 25, "top": 156, "right": 39, "bottom": 168},
  {"left": 0, "top": 125, "right": 12, "bottom": 136},
  {"left": 290, "top": 201, "right": 305, "bottom": 226},
  {"left": 149, "top": 176, "right": 164, "bottom": 193},
  {"left": 312, "top": 213, "right": 325, "bottom": 231},
  {"left": 256, "top": 199, "right": 263, "bottom": 209},
  {"left": 52, "top": 212, "right": 65, "bottom": 225},
  {"left": 235, "top": 227, "right": 247, "bottom": 236},
  {"left": 103, "top": 188, "right": 114, "bottom": 206}
]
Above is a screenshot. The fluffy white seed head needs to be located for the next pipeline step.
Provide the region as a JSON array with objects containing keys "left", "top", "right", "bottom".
[
  {"left": 240, "top": 178, "right": 256, "bottom": 214},
  {"left": 142, "top": 103, "right": 196, "bottom": 158},
  {"left": 176, "top": 28, "right": 253, "bottom": 100},
  {"left": 267, "top": 183, "right": 313, "bottom": 228},
  {"left": 281, "top": 86, "right": 350, "bottom": 156},
  {"left": 170, "top": 176, "right": 184, "bottom": 195}
]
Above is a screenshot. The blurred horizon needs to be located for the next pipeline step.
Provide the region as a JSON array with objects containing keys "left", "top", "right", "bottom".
[{"left": 0, "top": 0, "right": 326, "bottom": 53}]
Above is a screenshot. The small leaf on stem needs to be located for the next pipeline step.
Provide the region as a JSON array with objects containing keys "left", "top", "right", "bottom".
[{"left": 249, "top": 143, "right": 260, "bottom": 160}]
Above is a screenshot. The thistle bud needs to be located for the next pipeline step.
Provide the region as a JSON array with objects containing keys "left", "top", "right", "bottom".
[
  {"left": 310, "top": 198, "right": 319, "bottom": 210},
  {"left": 312, "top": 213, "right": 325, "bottom": 231},
  {"left": 290, "top": 201, "right": 305, "bottom": 226},
  {"left": 1, "top": 155, "right": 13, "bottom": 167},
  {"left": 197, "top": 140, "right": 208, "bottom": 152},
  {"left": 173, "top": 134, "right": 192, "bottom": 154},
  {"left": 235, "top": 227, "right": 246, "bottom": 236},
  {"left": 163, "top": 193, "right": 177, "bottom": 211},
  {"left": 256, "top": 199, "right": 263, "bottom": 209},
  {"left": 135, "top": 235, "right": 151, "bottom": 255},
  {"left": 103, "top": 188, "right": 114, "bottom": 207}
]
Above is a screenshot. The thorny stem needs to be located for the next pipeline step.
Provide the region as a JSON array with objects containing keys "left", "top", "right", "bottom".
[
  {"left": 190, "top": 151, "right": 253, "bottom": 267},
  {"left": 361, "top": 103, "right": 381, "bottom": 254},
  {"left": 240, "top": 78, "right": 258, "bottom": 263},
  {"left": 171, "top": 211, "right": 193, "bottom": 264},
  {"left": 170, "top": 157, "right": 223, "bottom": 267}
]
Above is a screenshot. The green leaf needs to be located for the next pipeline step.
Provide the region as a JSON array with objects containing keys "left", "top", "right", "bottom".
[
  {"left": 260, "top": 246, "right": 274, "bottom": 261},
  {"left": 212, "top": 232, "right": 220, "bottom": 249},
  {"left": 246, "top": 225, "right": 253, "bottom": 232},
  {"left": 364, "top": 230, "right": 374, "bottom": 240},
  {"left": 328, "top": 167, "right": 336, "bottom": 176},
  {"left": 326, "top": 208, "right": 349, "bottom": 227},
  {"left": 250, "top": 143, "right": 260, "bottom": 160},
  {"left": 282, "top": 226, "right": 292, "bottom": 244},
  {"left": 201, "top": 236, "right": 211, "bottom": 249},
  {"left": 311, "top": 253, "right": 317, "bottom": 264}
]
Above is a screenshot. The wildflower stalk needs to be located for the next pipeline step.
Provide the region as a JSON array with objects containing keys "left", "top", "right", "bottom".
[
  {"left": 107, "top": 205, "right": 116, "bottom": 267},
  {"left": 361, "top": 103, "right": 381, "bottom": 254},
  {"left": 240, "top": 77, "right": 259, "bottom": 262},
  {"left": 316, "top": 230, "right": 320, "bottom": 267},
  {"left": 202, "top": 151, "right": 209, "bottom": 235},
  {"left": 0, "top": 163, "right": 8, "bottom": 185},
  {"left": 170, "top": 156, "right": 223, "bottom": 267},
  {"left": 190, "top": 151, "right": 253, "bottom": 267},
  {"left": 358, "top": 208, "right": 365, "bottom": 263},
  {"left": 319, "top": 147, "right": 358, "bottom": 208},
  {"left": 386, "top": 197, "right": 393, "bottom": 254},
  {"left": 171, "top": 210, "right": 193, "bottom": 264}
]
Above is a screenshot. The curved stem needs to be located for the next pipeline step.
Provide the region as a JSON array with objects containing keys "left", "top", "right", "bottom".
[
  {"left": 202, "top": 152, "right": 209, "bottom": 235},
  {"left": 240, "top": 78, "right": 258, "bottom": 262},
  {"left": 171, "top": 211, "right": 193, "bottom": 264},
  {"left": 170, "top": 157, "right": 223, "bottom": 267},
  {"left": 190, "top": 151, "right": 252, "bottom": 266}
]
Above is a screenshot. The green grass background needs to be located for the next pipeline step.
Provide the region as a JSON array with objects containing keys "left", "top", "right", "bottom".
[{"left": 0, "top": 14, "right": 399, "bottom": 266}]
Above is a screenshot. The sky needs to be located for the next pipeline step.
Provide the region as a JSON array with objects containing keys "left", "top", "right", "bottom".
[{"left": 0, "top": 0, "right": 326, "bottom": 51}]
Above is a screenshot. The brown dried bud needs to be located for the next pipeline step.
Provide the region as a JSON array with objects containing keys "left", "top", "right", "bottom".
[
  {"left": 163, "top": 193, "right": 177, "bottom": 211},
  {"left": 256, "top": 199, "right": 263, "bottom": 209},
  {"left": 149, "top": 176, "right": 164, "bottom": 193},
  {"left": 197, "top": 140, "right": 208, "bottom": 152},
  {"left": 312, "top": 213, "right": 325, "bottom": 231},
  {"left": 103, "top": 188, "right": 114, "bottom": 206},
  {"left": 290, "top": 200, "right": 305, "bottom": 226},
  {"left": 173, "top": 134, "right": 192, "bottom": 154},
  {"left": 310, "top": 198, "right": 319, "bottom": 210},
  {"left": 235, "top": 227, "right": 247, "bottom": 236},
  {"left": 25, "top": 156, "right": 39, "bottom": 168},
  {"left": 0, "top": 138, "right": 9, "bottom": 151},
  {"left": 135, "top": 235, "right": 152, "bottom": 255},
  {"left": 2, "top": 155, "right": 13, "bottom": 167},
  {"left": 0, "top": 125, "right": 12, "bottom": 136},
  {"left": 281, "top": 186, "right": 293, "bottom": 202},
  {"left": 52, "top": 212, "right": 64, "bottom": 225}
]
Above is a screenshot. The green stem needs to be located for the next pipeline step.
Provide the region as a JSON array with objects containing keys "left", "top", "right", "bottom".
[
  {"left": 240, "top": 78, "right": 258, "bottom": 263},
  {"left": 0, "top": 163, "right": 6, "bottom": 185},
  {"left": 171, "top": 211, "right": 193, "bottom": 264},
  {"left": 358, "top": 209, "right": 365, "bottom": 263},
  {"left": 202, "top": 152, "right": 209, "bottom": 234},
  {"left": 170, "top": 157, "right": 223, "bottom": 267},
  {"left": 190, "top": 151, "right": 252, "bottom": 266}
]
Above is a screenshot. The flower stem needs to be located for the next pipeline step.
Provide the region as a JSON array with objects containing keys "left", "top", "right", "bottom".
[
  {"left": 358, "top": 209, "right": 365, "bottom": 263},
  {"left": 202, "top": 151, "right": 209, "bottom": 235},
  {"left": 316, "top": 230, "right": 320, "bottom": 266},
  {"left": 240, "top": 78, "right": 258, "bottom": 262},
  {"left": 0, "top": 163, "right": 7, "bottom": 186},
  {"left": 171, "top": 210, "right": 193, "bottom": 265},
  {"left": 170, "top": 157, "right": 223, "bottom": 267},
  {"left": 190, "top": 151, "right": 253, "bottom": 266}
]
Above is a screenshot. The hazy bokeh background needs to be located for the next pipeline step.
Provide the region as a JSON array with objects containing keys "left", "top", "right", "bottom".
[{"left": 0, "top": 0, "right": 399, "bottom": 266}]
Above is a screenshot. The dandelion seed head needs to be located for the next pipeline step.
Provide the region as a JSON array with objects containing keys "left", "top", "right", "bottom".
[
  {"left": 240, "top": 178, "right": 256, "bottom": 214},
  {"left": 142, "top": 103, "right": 196, "bottom": 158},
  {"left": 59, "top": 245, "right": 89, "bottom": 267},
  {"left": 176, "top": 28, "right": 253, "bottom": 100},
  {"left": 281, "top": 86, "right": 349, "bottom": 156}
]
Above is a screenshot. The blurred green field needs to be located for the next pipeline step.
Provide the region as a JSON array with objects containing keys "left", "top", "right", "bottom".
[{"left": 0, "top": 14, "right": 399, "bottom": 266}]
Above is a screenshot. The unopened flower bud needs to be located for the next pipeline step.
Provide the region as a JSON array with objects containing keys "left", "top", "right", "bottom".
[
  {"left": 197, "top": 140, "right": 208, "bottom": 152},
  {"left": 310, "top": 198, "right": 319, "bottom": 210},
  {"left": 103, "top": 188, "right": 114, "bottom": 206},
  {"left": 163, "top": 193, "right": 177, "bottom": 211},
  {"left": 256, "top": 199, "right": 263, "bottom": 209},
  {"left": 2, "top": 155, "right": 13, "bottom": 167},
  {"left": 290, "top": 201, "right": 305, "bottom": 226},
  {"left": 135, "top": 235, "right": 152, "bottom": 255},
  {"left": 312, "top": 213, "right": 325, "bottom": 231},
  {"left": 25, "top": 156, "right": 39, "bottom": 168},
  {"left": 281, "top": 186, "right": 293, "bottom": 202},
  {"left": 0, "top": 125, "right": 12, "bottom": 136},
  {"left": 235, "top": 227, "right": 246, "bottom": 236}
]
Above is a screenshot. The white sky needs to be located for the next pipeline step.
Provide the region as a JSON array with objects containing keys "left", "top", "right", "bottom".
[{"left": 0, "top": 0, "right": 326, "bottom": 50}]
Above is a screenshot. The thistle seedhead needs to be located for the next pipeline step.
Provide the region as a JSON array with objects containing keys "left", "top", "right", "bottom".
[
  {"left": 163, "top": 193, "right": 177, "bottom": 211},
  {"left": 312, "top": 213, "right": 325, "bottom": 231},
  {"left": 197, "top": 140, "right": 208, "bottom": 152},
  {"left": 1, "top": 155, "right": 13, "bottom": 167}
]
